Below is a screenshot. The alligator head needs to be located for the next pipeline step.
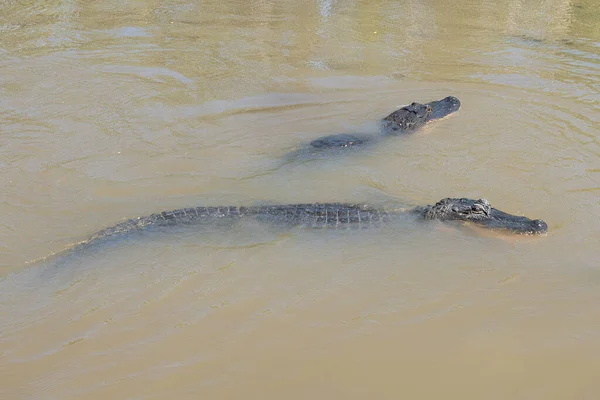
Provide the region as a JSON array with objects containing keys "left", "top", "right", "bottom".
[
  {"left": 420, "top": 198, "right": 548, "bottom": 235},
  {"left": 425, "top": 95, "right": 461, "bottom": 120},
  {"left": 382, "top": 96, "right": 461, "bottom": 134}
]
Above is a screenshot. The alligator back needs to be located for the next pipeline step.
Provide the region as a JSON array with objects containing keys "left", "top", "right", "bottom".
[
  {"left": 26, "top": 203, "right": 389, "bottom": 266},
  {"left": 38, "top": 203, "right": 395, "bottom": 264}
]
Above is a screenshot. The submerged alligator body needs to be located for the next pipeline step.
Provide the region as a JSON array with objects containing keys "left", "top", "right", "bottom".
[
  {"left": 307, "top": 96, "right": 461, "bottom": 150},
  {"left": 53, "top": 197, "right": 546, "bottom": 261}
]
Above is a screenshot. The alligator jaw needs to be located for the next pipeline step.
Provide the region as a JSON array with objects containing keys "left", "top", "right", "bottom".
[
  {"left": 474, "top": 208, "right": 548, "bottom": 235},
  {"left": 426, "top": 96, "right": 461, "bottom": 120},
  {"left": 420, "top": 198, "right": 547, "bottom": 235}
]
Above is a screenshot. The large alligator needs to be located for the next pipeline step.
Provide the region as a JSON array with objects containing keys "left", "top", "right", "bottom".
[
  {"left": 42, "top": 197, "right": 545, "bottom": 262},
  {"left": 306, "top": 96, "right": 461, "bottom": 150},
  {"left": 32, "top": 197, "right": 546, "bottom": 265}
]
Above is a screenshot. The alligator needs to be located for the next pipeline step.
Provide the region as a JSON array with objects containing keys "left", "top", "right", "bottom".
[
  {"left": 39, "top": 197, "right": 544, "bottom": 263},
  {"left": 306, "top": 96, "right": 461, "bottom": 150}
]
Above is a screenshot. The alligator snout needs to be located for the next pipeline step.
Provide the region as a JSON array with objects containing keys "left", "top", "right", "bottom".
[{"left": 532, "top": 219, "right": 548, "bottom": 234}]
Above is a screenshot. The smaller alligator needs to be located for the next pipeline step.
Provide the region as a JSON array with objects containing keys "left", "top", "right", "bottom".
[
  {"left": 38, "top": 197, "right": 546, "bottom": 264},
  {"left": 307, "top": 96, "right": 461, "bottom": 150}
]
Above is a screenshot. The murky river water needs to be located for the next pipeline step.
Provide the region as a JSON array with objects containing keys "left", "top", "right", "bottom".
[{"left": 1, "top": 0, "right": 599, "bottom": 398}]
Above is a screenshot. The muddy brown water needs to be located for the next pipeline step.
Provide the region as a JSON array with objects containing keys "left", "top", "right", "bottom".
[{"left": 1, "top": 0, "right": 599, "bottom": 398}]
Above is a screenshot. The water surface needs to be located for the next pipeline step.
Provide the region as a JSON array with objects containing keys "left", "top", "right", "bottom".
[{"left": 1, "top": 0, "right": 599, "bottom": 398}]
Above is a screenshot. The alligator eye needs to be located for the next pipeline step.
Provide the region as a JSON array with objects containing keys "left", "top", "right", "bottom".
[{"left": 472, "top": 204, "right": 485, "bottom": 212}]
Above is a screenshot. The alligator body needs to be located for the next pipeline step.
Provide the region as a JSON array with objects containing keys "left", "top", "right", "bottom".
[
  {"left": 33, "top": 197, "right": 545, "bottom": 265},
  {"left": 307, "top": 96, "right": 461, "bottom": 150},
  {"left": 59, "top": 197, "right": 545, "bottom": 259}
]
